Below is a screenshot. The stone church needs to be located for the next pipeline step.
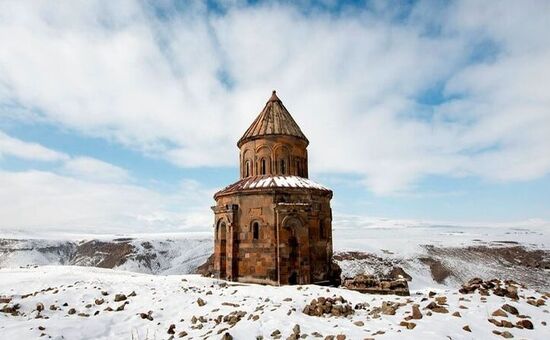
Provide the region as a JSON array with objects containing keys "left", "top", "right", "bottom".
[{"left": 212, "top": 91, "right": 335, "bottom": 285}]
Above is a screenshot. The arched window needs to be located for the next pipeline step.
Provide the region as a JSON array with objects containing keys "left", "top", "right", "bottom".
[
  {"left": 217, "top": 220, "right": 227, "bottom": 241},
  {"left": 296, "top": 160, "right": 301, "bottom": 177},
  {"left": 260, "top": 159, "right": 267, "bottom": 175},
  {"left": 319, "top": 220, "right": 325, "bottom": 239},
  {"left": 245, "top": 160, "right": 250, "bottom": 177},
  {"left": 252, "top": 222, "right": 260, "bottom": 240},
  {"left": 280, "top": 159, "right": 286, "bottom": 175}
]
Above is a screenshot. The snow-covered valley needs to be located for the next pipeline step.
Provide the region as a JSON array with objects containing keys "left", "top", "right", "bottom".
[
  {"left": 0, "top": 235, "right": 212, "bottom": 275},
  {"left": 1, "top": 222, "right": 549, "bottom": 339}
]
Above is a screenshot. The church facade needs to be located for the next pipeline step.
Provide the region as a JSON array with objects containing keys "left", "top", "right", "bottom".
[{"left": 212, "top": 91, "right": 334, "bottom": 285}]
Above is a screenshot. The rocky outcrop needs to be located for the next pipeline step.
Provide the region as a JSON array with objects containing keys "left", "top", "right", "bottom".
[
  {"left": 342, "top": 274, "right": 410, "bottom": 296},
  {"left": 195, "top": 253, "right": 214, "bottom": 277}
]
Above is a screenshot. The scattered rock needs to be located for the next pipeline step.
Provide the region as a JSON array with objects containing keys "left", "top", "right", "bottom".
[
  {"left": 516, "top": 319, "right": 534, "bottom": 330},
  {"left": 116, "top": 302, "right": 128, "bottom": 311},
  {"left": 463, "top": 325, "right": 471, "bottom": 332},
  {"left": 222, "top": 302, "right": 240, "bottom": 307},
  {"left": 425, "top": 302, "right": 448, "bottom": 313},
  {"left": 526, "top": 298, "right": 545, "bottom": 307},
  {"left": 435, "top": 296, "right": 447, "bottom": 305},
  {"left": 114, "top": 294, "right": 127, "bottom": 302},
  {"left": 501, "top": 320, "right": 514, "bottom": 328},
  {"left": 381, "top": 301, "right": 398, "bottom": 315},
  {"left": 353, "top": 321, "right": 364, "bottom": 326},
  {"left": 399, "top": 321, "right": 416, "bottom": 329},
  {"left": 452, "top": 311, "right": 461, "bottom": 317},
  {"left": 36, "top": 303, "right": 44, "bottom": 312},
  {"left": 178, "top": 331, "right": 188, "bottom": 338},
  {"left": 168, "top": 324, "right": 176, "bottom": 335},
  {"left": 139, "top": 311, "right": 153, "bottom": 321},
  {"left": 489, "top": 319, "right": 503, "bottom": 327},
  {"left": 221, "top": 333, "right": 233, "bottom": 340},
  {"left": 223, "top": 310, "right": 247, "bottom": 325},
  {"left": 411, "top": 305, "right": 422, "bottom": 319},
  {"left": 68, "top": 308, "right": 76, "bottom": 315},
  {"left": 500, "top": 331, "right": 514, "bottom": 338},
  {"left": 197, "top": 298, "right": 206, "bottom": 307},
  {"left": 1, "top": 303, "right": 21, "bottom": 316},
  {"left": 492, "top": 309, "right": 508, "bottom": 317},
  {"left": 94, "top": 298, "right": 104, "bottom": 305},
  {"left": 502, "top": 304, "right": 519, "bottom": 316}
]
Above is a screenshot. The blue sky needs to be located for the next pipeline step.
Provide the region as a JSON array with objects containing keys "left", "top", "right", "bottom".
[{"left": 0, "top": 0, "right": 549, "bottom": 233}]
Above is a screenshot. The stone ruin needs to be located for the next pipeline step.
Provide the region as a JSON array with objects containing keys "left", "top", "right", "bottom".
[{"left": 342, "top": 274, "right": 410, "bottom": 296}]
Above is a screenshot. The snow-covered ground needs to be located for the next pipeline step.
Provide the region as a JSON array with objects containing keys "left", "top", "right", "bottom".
[
  {"left": 0, "top": 221, "right": 549, "bottom": 339},
  {"left": 1, "top": 266, "right": 548, "bottom": 340}
]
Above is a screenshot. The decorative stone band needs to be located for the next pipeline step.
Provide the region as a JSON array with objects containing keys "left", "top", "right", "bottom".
[{"left": 214, "top": 175, "right": 332, "bottom": 198}]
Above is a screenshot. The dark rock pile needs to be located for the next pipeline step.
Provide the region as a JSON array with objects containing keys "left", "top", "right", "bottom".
[
  {"left": 459, "top": 278, "right": 521, "bottom": 299},
  {"left": 302, "top": 296, "right": 354, "bottom": 317}
]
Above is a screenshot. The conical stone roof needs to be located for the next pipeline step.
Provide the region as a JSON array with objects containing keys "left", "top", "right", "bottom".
[{"left": 237, "top": 91, "right": 308, "bottom": 147}]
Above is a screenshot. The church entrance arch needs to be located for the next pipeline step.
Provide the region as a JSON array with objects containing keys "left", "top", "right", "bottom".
[{"left": 282, "top": 216, "right": 306, "bottom": 285}]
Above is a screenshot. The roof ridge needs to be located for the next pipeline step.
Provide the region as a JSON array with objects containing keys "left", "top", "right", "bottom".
[{"left": 237, "top": 91, "right": 308, "bottom": 147}]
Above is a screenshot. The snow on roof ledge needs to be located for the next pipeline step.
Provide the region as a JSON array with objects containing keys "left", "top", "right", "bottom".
[{"left": 215, "top": 175, "right": 331, "bottom": 197}]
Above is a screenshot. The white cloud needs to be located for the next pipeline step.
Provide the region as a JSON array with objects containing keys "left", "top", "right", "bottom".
[
  {"left": 0, "top": 0, "right": 548, "bottom": 194},
  {"left": 0, "top": 131, "right": 215, "bottom": 232},
  {"left": 61, "top": 157, "right": 130, "bottom": 183},
  {"left": 0, "top": 130, "right": 69, "bottom": 162},
  {"left": 0, "top": 169, "right": 214, "bottom": 233},
  {"left": 0, "top": 130, "right": 132, "bottom": 182}
]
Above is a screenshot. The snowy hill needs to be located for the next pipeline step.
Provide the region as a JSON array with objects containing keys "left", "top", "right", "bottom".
[
  {"left": 0, "top": 266, "right": 549, "bottom": 340},
  {"left": 0, "top": 236, "right": 212, "bottom": 275}
]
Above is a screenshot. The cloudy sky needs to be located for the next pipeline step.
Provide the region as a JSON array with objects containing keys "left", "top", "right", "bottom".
[{"left": 0, "top": 0, "right": 549, "bottom": 233}]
